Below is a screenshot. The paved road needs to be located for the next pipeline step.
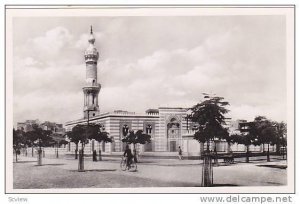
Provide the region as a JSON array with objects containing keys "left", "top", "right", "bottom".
[{"left": 13, "top": 155, "right": 287, "bottom": 189}]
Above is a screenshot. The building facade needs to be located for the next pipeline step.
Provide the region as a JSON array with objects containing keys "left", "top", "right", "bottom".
[{"left": 65, "top": 28, "right": 275, "bottom": 157}]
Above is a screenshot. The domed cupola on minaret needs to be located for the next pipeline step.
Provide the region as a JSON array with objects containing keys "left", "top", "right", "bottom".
[{"left": 83, "top": 26, "right": 101, "bottom": 119}]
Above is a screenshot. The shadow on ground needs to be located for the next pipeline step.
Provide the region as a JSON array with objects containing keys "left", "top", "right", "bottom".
[
  {"left": 69, "top": 169, "right": 117, "bottom": 172},
  {"left": 257, "top": 164, "right": 287, "bottom": 169},
  {"left": 34, "top": 164, "right": 65, "bottom": 167},
  {"left": 13, "top": 161, "right": 36, "bottom": 163},
  {"left": 193, "top": 184, "right": 239, "bottom": 187}
]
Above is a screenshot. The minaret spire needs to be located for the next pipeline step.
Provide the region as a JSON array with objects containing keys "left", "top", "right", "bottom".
[
  {"left": 83, "top": 26, "right": 101, "bottom": 119},
  {"left": 88, "top": 25, "right": 95, "bottom": 44}
]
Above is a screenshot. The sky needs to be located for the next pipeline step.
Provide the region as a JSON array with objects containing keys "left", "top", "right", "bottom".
[{"left": 12, "top": 15, "right": 287, "bottom": 125}]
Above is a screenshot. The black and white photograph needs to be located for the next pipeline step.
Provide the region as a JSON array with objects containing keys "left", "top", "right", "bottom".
[{"left": 5, "top": 5, "right": 295, "bottom": 194}]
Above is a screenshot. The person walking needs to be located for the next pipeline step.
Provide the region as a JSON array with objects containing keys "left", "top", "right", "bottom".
[{"left": 178, "top": 146, "right": 183, "bottom": 160}]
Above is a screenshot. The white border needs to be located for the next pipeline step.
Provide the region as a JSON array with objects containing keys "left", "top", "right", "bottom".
[{"left": 5, "top": 5, "right": 295, "bottom": 194}]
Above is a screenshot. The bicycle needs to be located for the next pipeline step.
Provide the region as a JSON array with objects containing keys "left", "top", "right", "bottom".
[{"left": 120, "top": 156, "right": 137, "bottom": 171}]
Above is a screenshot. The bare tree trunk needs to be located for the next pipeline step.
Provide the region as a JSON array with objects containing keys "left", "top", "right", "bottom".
[
  {"left": 206, "top": 141, "right": 210, "bottom": 152},
  {"left": 56, "top": 143, "right": 59, "bottom": 158},
  {"left": 246, "top": 145, "right": 249, "bottom": 163},
  {"left": 201, "top": 152, "right": 213, "bottom": 187},
  {"left": 99, "top": 144, "right": 102, "bottom": 161},
  {"left": 75, "top": 143, "right": 78, "bottom": 159},
  {"left": 133, "top": 143, "right": 138, "bottom": 163},
  {"left": 201, "top": 140, "right": 213, "bottom": 186},
  {"left": 267, "top": 143, "right": 270, "bottom": 162},
  {"left": 37, "top": 146, "right": 42, "bottom": 166},
  {"left": 276, "top": 142, "right": 280, "bottom": 154},
  {"left": 282, "top": 145, "right": 286, "bottom": 160},
  {"left": 227, "top": 142, "right": 231, "bottom": 153},
  {"left": 78, "top": 143, "right": 85, "bottom": 172},
  {"left": 15, "top": 149, "right": 18, "bottom": 162}
]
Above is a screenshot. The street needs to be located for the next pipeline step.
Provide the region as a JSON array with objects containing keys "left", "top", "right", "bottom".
[{"left": 13, "top": 155, "right": 287, "bottom": 189}]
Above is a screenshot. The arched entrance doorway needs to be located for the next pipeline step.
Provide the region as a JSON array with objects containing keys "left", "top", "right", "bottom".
[{"left": 167, "top": 118, "right": 181, "bottom": 152}]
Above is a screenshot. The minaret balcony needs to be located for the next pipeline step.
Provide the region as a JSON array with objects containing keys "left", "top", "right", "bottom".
[
  {"left": 84, "top": 105, "right": 99, "bottom": 111},
  {"left": 83, "top": 84, "right": 101, "bottom": 93},
  {"left": 85, "top": 56, "right": 99, "bottom": 62},
  {"left": 83, "top": 82, "right": 101, "bottom": 88}
]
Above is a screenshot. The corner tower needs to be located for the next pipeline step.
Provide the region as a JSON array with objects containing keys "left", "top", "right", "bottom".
[{"left": 83, "top": 26, "right": 101, "bottom": 118}]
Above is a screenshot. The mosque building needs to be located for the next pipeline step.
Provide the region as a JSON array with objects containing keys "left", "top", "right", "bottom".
[{"left": 64, "top": 27, "right": 275, "bottom": 157}]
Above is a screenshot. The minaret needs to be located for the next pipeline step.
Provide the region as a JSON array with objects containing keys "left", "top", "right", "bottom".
[{"left": 83, "top": 26, "right": 101, "bottom": 118}]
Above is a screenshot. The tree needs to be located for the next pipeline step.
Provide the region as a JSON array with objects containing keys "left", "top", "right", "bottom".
[
  {"left": 274, "top": 122, "right": 287, "bottom": 155},
  {"left": 234, "top": 121, "right": 259, "bottom": 163},
  {"left": 122, "top": 130, "right": 151, "bottom": 149},
  {"left": 66, "top": 125, "right": 86, "bottom": 159},
  {"left": 190, "top": 95, "right": 230, "bottom": 151},
  {"left": 51, "top": 133, "right": 68, "bottom": 158},
  {"left": 87, "top": 124, "right": 112, "bottom": 161},
  {"left": 122, "top": 130, "right": 151, "bottom": 162},
  {"left": 254, "top": 116, "right": 277, "bottom": 162},
  {"left": 24, "top": 129, "right": 37, "bottom": 157},
  {"left": 230, "top": 132, "right": 252, "bottom": 163},
  {"left": 190, "top": 94, "right": 229, "bottom": 187},
  {"left": 24, "top": 124, "right": 53, "bottom": 165},
  {"left": 59, "top": 139, "right": 69, "bottom": 147},
  {"left": 67, "top": 124, "right": 101, "bottom": 171},
  {"left": 225, "top": 132, "right": 239, "bottom": 153},
  {"left": 13, "top": 128, "right": 25, "bottom": 162}
]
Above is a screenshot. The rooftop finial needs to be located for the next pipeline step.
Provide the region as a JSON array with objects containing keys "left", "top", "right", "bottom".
[{"left": 88, "top": 25, "right": 95, "bottom": 44}]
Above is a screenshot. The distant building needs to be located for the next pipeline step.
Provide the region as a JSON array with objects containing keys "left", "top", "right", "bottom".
[
  {"left": 17, "top": 119, "right": 40, "bottom": 132},
  {"left": 17, "top": 119, "right": 65, "bottom": 137},
  {"left": 40, "top": 121, "right": 65, "bottom": 136}
]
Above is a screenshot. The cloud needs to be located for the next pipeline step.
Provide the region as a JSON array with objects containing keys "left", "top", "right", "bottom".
[
  {"left": 97, "top": 28, "right": 286, "bottom": 122},
  {"left": 29, "top": 26, "right": 73, "bottom": 56},
  {"left": 14, "top": 91, "right": 83, "bottom": 124},
  {"left": 14, "top": 26, "right": 79, "bottom": 67},
  {"left": 13, "top": 16, "right": 287, "bottom": 125}
]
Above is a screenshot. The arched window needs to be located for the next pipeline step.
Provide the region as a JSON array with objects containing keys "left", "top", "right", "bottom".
[
  {"left": 122, "top": 125, "right": 129, "bottom": 136},
  {"left": 146, "top": 124, "right": 152, "bottom": 134}
]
